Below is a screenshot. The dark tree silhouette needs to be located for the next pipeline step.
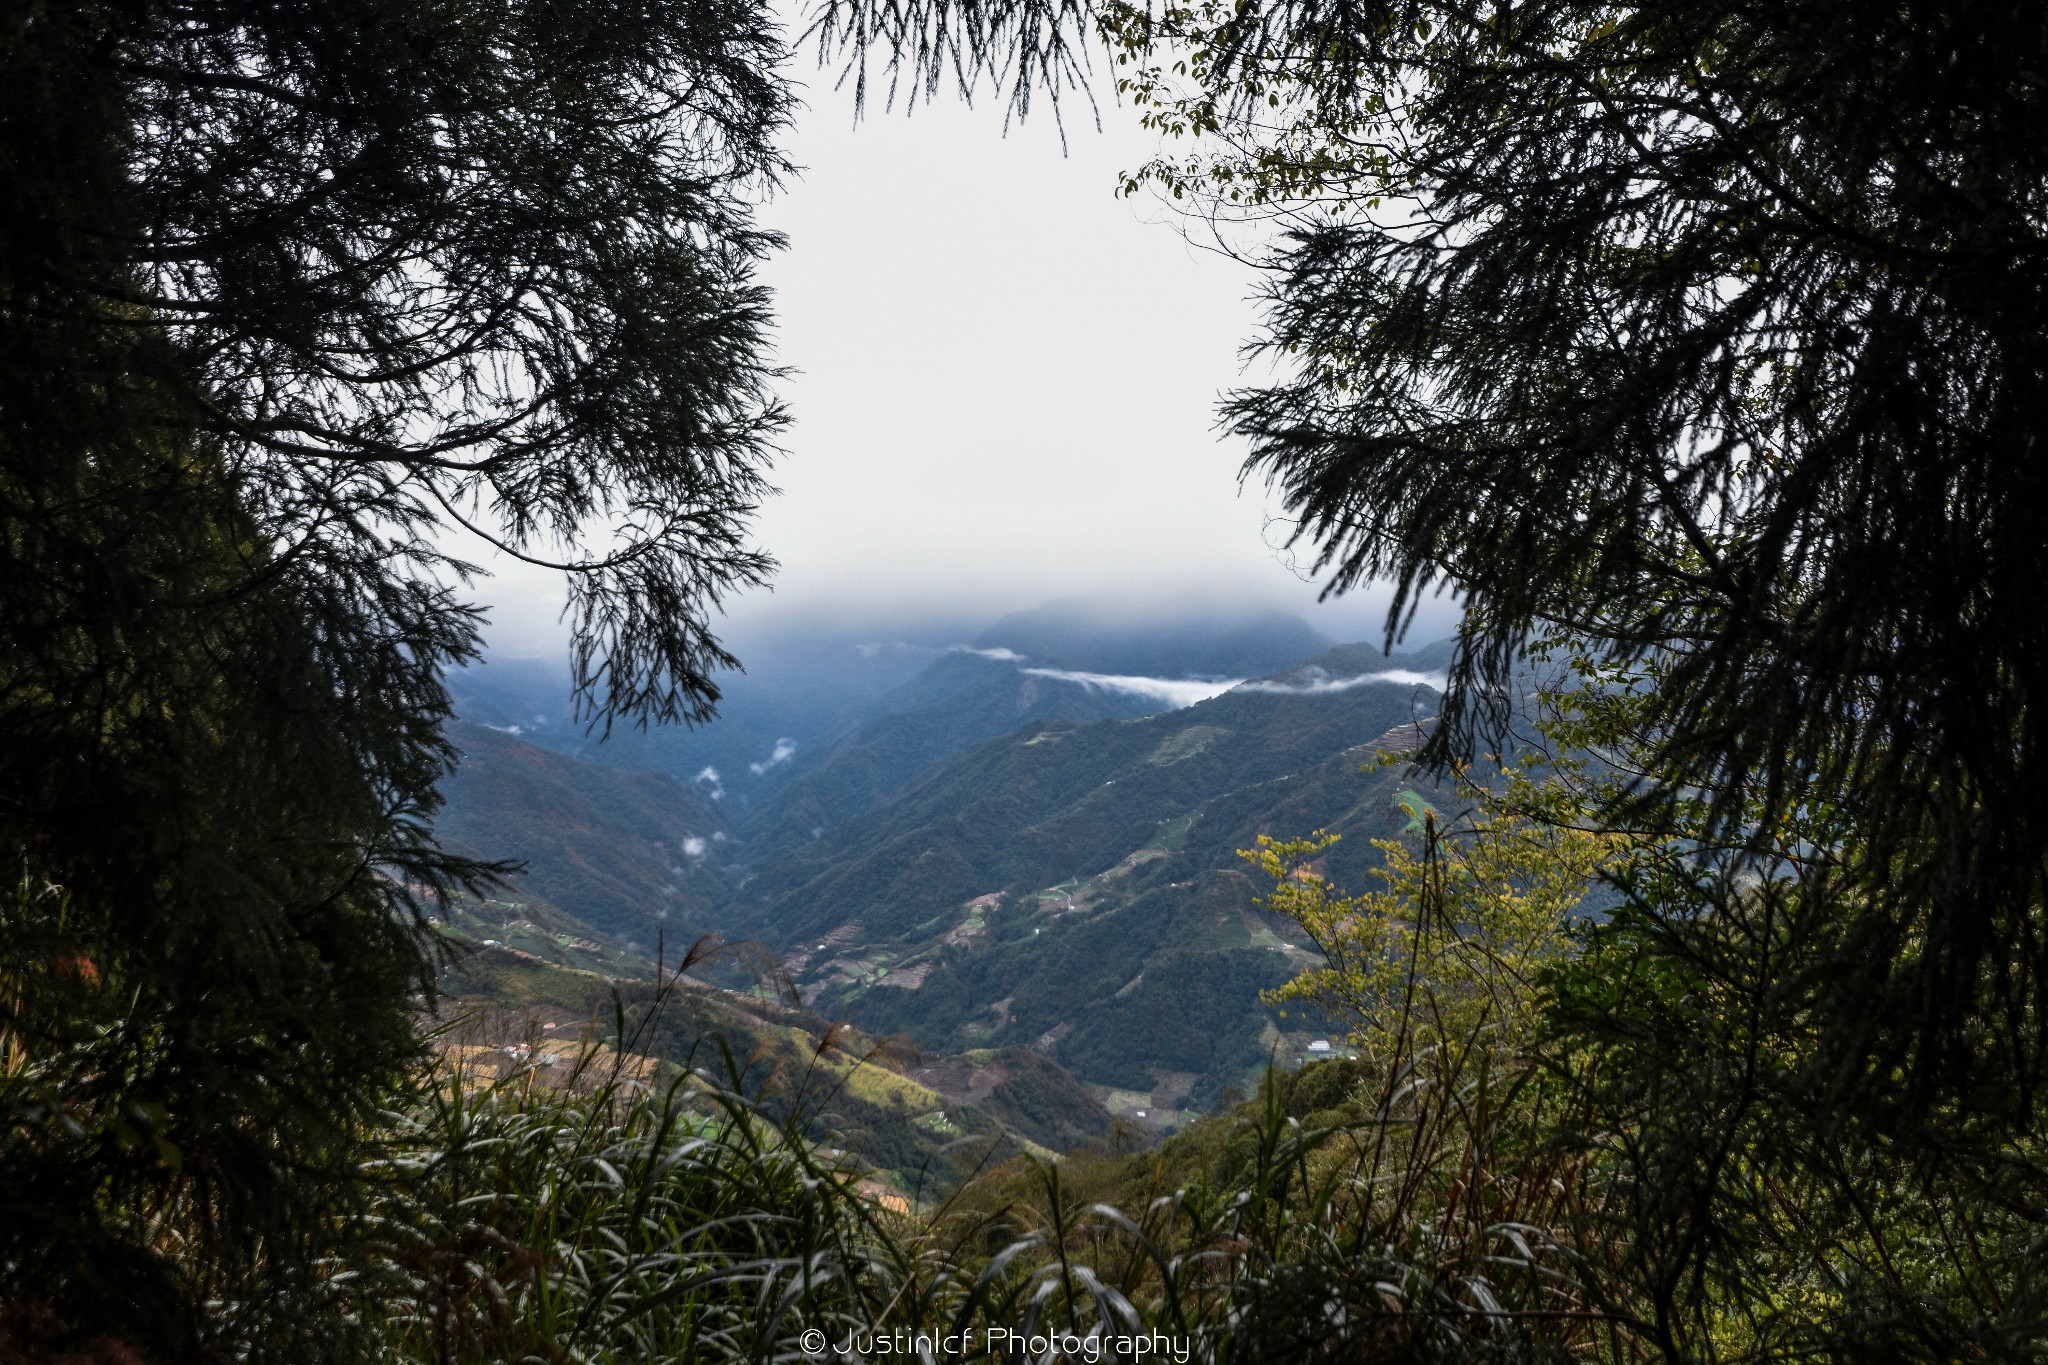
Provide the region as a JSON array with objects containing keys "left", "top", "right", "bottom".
[
  {"left": 3, "top": 2, "right": 792, "bottom": 1355},
  {"left": 813, "top": 0, "right": 2048, "bottom": 1105}
]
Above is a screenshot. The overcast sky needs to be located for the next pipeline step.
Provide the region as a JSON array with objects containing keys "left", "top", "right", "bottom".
[{"left": 475, "top": 53, "right": 1458, "bottom": 658}]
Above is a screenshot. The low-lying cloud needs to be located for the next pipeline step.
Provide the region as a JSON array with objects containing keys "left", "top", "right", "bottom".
[
  {"left": 749, "top": 737, "right": 797, "bottom": 775},
  {"left": 1015, "top": 664, "right": 1438, "bottom": 711},
  {"left": 693, "top": 765, "right": 724, "bottom": 800},
  {"left": 1236, "top": 668, "right": 1445, "bottom": 696},
  {"left": 952, "top": 645, "right": 1026, "bottom": 662},
  {"left": 1024, "top": 667, "right": 1242, "bottom": 709}
]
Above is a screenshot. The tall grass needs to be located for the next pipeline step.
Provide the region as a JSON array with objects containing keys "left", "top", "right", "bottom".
[
  {"left": 361, "top": 1057, "right": 1607, "bottom": 1364},
  {"left": 351, "top": 937, "right": 929, "bottom": 1365},
  {"left": 339, "top": 840, "right": 1636, "bottom": 1364},
  {"left": 356, "top": 1040, "right": 922, "bottom": 1363},
  {"left": 914, "top": 1022, "right": 1618, "bottom": 1362},
  {"left": 9, "top": 856, "right": 1634, "bottom": 1361}
]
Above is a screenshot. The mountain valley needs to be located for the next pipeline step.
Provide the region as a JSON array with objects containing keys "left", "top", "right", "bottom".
[{"left": 435, "top": 607, "right": 1460, "bottom": 1173}]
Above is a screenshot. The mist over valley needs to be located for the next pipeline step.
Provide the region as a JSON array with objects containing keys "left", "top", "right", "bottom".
[{"left": 436, "top": 599, "right": 1458, "bottom": 1159}]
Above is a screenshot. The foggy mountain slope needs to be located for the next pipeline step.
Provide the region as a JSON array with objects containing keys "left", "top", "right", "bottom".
[
  {"left": 730, "top": 639, "right": 1449, "bottom": 944},
  {"left": 445, "top": 605, "right": 1332, "bottom": 834},
  {"left": 732, "top": 652, "right": 1165, "bottom": 865},
  {"left": 434, "top": 622, "right": 1459, "bottom": 1134},
  {"left": 732, "top": 641, "right": 1455, "bottom": 1124},
  {"left": 445, "top": 657, "right": 583, "bottom": 754},
  {"left": 435, "top": 632, "right": 1450, "bottom": 987},
  {"left": 444, "top": 632, "right": 942, "bottom": 806},
  {"left": 732, "top": 607, "right": 1337, "bottom": 856},
  {"left": 436, "top": 723, "right": 738, "bottom": 949}
]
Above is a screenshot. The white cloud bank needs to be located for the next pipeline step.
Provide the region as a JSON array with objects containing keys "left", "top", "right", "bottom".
[
  {"left": 1016, "top": 664, "right": 1443, "bottom": 711},
  {"left": 952, "top": 645, "right": 1026, "bottom": 661},
  {"left": 1236, "top": 668, "right": 1446, "bottom": 696},
  {"left": 1023, "top": 667, "right": 1243, "bottom": 709},
  {"left": 749, "top": 738, "right": 797, "bottom": 775}
]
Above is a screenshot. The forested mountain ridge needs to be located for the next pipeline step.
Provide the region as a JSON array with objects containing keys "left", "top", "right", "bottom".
[
  {"left": 727, "top": 608, "right": 1332, "bottom": 854},
  {"left": 732, "top": 649, "right": 1167, "bottom": 863},
  {"left": 437, "top": 632, "right": 1460, "bottom": 1134},
  {"left": 727, "top": 640, "right": 1449, "bottom": 945},
  {"left": 435, "top": 723, "right": 737, "bottom": 951},
  {"left": 445, "top": 604, "right": 1331, "bottom": 825},
  {"left": 738, "top": 640, "right": 1455, "bottom": 1124},
  {"left": 968, "top": 601, "right": 1331, "bottom": 678},
  {"left": 729, "top": 612, "right": 1327, "bottom": 861}
]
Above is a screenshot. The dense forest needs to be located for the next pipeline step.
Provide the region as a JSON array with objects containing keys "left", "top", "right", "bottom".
[{"left": 5, "top": 2, "right": 2045, "bottom": 1362}]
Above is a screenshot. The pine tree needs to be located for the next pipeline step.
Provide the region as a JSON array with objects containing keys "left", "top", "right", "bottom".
[
  {"left": 811, "top": 0, "right": 2048, "bottom": 1351},
  {"left": 3, "top": 2, "right": 793, "bottom": 1355}
]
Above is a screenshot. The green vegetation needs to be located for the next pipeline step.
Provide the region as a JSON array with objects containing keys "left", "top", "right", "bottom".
[
  {"left": 350, "top": 1042, "right": 911, "bottom": 1365},
  {"left": 4, "top": 1, "right": 788, "bottom": 1356},
  {"left": 0, "top": 436, "right": 463, "bottom": 1358},
  {"left": 718, "top": 648, "right": 1452, "bottom": 1106},
  {"left": 11, "top": 0, "right": 2048, "bottom": 1357},
  {"left": 435, "top": 944, "right": 1102, "bottom": 1190},
  {"left": 436, "top": 723, "right": 734, "bottom": 949},
  {"left": 1252, "top": 795, "right": 1614, "bottom": 1055}
]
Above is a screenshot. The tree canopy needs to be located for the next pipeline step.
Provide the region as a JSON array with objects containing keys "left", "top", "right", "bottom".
[
  {"left": 3, "top": 2, "right": 797, "bottom": 1354},
  {"left": 6, "top": 0, "right": 791, "bottom": 730},
  {"left": 811, "top": 0, "right": 2048, "bottom": 1351},
  {"left": 817, "top": 0, "right": 2048, "bottom": 1103}
]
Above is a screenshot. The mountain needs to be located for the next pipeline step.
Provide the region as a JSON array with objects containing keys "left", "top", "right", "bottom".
[
  {"left": 435, "top": 616, "right": 1459, "bottom": 1147},
  {"left": 731, "top": 606, "right": 1336, "bottom": 855},
  {"left": 733, "top": 651, "right": 1167, "bottom": 864},
  {"left": 444, "top": 631, "right": 945, "bottom": 805},
  {"left": 450, "top": 603, "right": 1334, "bottom": 838},
  {"left": 444, "top": 655, "right": 583, "bottom": 752},
  {"left": 432, "top": 716, "right": 1130, "bottom": 1179},
  {"left": 732, "top": 639, "right": 1457, "bottom": 1124},
  {"left": 435, "top": 722, "right": 736, "bottom": 951},
  {"left": 430, "top": 941, "right": 1117, "bottom": 1190}
]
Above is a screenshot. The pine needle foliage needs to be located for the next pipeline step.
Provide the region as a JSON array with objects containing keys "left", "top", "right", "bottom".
[
  {"left": 4, "top": 0, "right": 792, "bottom": 730},
  {"left": 0, "top": 428, "right": 469, "bottom": 1360},
  {"left": 809, "top": 0, "right": 2048, "bottom": 1158},
  {"left": 1528, "top": 648, "right": 2048, "bottom": 1360},
  {"left": 3, "top": 2, "right": 797, "bottom": 1355}
]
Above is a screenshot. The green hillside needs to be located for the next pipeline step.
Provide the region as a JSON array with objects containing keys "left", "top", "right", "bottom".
[
  {"left": 735, "top": 611, "right": 1334, "bottom": 857},
  {"left": 436, "top": 722, "right": 737, "bottom": 950},
  {"left": 432, "top": 947, "right": 1111, "bottom": 1190},
  {"left": 737, "top": 650, "right": 1161, "bottom": 863},
  {"left": 435, "top": 637, "right": 1461, "bottom": 1139},
  {"left": 738, "top": 642, "right": 1457, "bottom": 1120}
]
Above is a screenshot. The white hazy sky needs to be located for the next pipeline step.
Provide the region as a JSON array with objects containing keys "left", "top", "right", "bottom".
[{"left": 476, "top": 50, "right": 1457, "bottom": 656}]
